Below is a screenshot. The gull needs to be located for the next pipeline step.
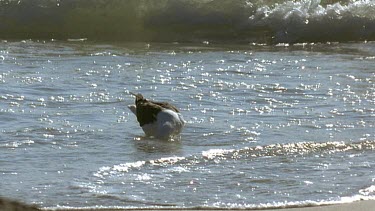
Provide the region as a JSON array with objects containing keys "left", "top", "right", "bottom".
[{"left": 128, "top": 93, "right": 185, "bottom": 140}]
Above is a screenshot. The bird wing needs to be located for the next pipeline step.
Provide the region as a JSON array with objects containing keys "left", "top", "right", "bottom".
[
  {"left": 136, "top": 101, "right": 163, "bottom": 126},
  {"left": 152, "top": 101, "right": 180, "bottom": 112}
]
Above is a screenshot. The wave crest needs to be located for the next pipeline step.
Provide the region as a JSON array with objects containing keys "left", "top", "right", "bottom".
[{"left": 1, "top": 0, "right": 374, "bottom": 43}]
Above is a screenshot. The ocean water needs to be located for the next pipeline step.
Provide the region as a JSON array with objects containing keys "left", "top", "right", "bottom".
[
  {"left": 1, "top": 40, "right": 374, "bottom": 210},
  {"left": 1, "top": 0, "right": 375, "bottom": 210}
]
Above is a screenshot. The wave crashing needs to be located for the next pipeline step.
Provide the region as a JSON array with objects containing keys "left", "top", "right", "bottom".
[{"left": 1, "top": 0, "right": 374, "bottom": 43}]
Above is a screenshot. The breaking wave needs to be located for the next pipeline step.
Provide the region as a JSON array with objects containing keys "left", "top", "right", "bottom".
[{"left": 1, "top": 0, "right": 374, "bottom": 43}]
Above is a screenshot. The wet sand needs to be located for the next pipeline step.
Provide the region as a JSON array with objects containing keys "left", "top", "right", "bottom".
[{"left": 262, "top": 200, "right": 374, "bottom": 211}]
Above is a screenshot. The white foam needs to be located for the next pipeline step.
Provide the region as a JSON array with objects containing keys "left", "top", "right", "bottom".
[
  {"left": 249, "top": 0, "right": 375, "bottom": 43},
  {"left": 94, "top": 156, "right": 186, "bottom": 179},
  {"left": 149, "top": 156, "right": 186, "bottom": 166},
  {"left": 359, "top": 185, "right": 375, "bottom": 196},
  {"left": 0, "top": 140, "right": 35, "bottom": 148},
  {"left": 112, "top": 161, "right": 146, "bottom": 172},
  {"left": 202, "top": 148, "right": 234, "bottom": 159}
]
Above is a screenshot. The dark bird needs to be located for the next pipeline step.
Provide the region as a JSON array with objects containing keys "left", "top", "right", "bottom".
[{"left": 128, "top": 93, "right": 185, "bottom": 139}]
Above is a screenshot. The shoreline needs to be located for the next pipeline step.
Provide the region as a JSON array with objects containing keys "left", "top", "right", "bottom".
[
  {"left": 45, "top": 200, "right": 374, "bottom": 211},
  {"left": 1, "top": 198, "right": 374, "bottom": 211}
]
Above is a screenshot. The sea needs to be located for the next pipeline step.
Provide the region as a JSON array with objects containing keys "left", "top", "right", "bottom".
[{"left": 1, "top": 0, "right": 375, "bottom": 210}]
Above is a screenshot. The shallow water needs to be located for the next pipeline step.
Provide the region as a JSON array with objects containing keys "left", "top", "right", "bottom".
[{"left": 0, "top": 40, "right": 375, "bottom": 209}]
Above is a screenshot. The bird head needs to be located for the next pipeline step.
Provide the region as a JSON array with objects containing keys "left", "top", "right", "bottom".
[{"left": 130, "top": 92, "right": 147, "bottom": 105}]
